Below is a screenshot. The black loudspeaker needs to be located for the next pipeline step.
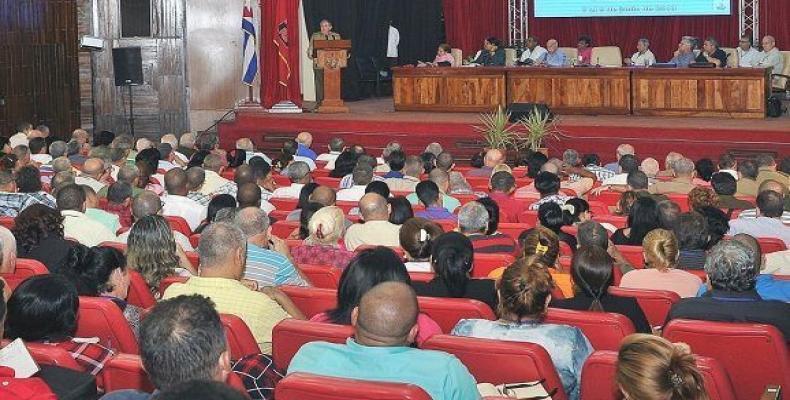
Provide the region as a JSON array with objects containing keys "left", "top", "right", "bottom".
[
  {"left": 112, "top": 47, "right": 143, "bottom": 86},
  {"left": 507, "top": 103, "right": 553, "bottom": 123}
]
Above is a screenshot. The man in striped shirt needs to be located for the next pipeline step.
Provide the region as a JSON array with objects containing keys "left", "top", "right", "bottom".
[{"left": 234, "top": 207, "right": 307, "bottom": 287}]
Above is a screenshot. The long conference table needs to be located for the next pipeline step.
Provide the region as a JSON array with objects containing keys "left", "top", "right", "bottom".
[{"left": 392, "top": 66, "right": 772, "bottom": 119}]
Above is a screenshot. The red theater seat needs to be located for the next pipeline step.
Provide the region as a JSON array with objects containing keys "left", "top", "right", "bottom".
[
  {"left": 416, "top": 296, "right": 495, "bottom": 333},
  {"left": 271, "top": 220, "right": 300, "bottom": 239},
  {"left": 295, "top": 264, "right": 342, "bottom": 289},
  {"left": 0, "top": 258, "right": 48, "bottom": 290},
  {"left": 354, "top": 245, "right": 406, "bottom": 259},
  {"left": 422, "top": 335, "right": 567, "bottom": 400},
  {"left": 518, "top": 210, "right": 539, "bottom": 226},
  {"left": 663, "top": 319, "right": 790, "bottom": 400},
  {"left": 126, "top": 271, "right": 156, "bottom": 309},
  {"left": 272, "top": 319, "right": 353, "bottom": 372},
  {"left": 220, "top": 314, "right": 261, "bottom": 360},
  {"left": 269, "top": 198, "right": 299, "bottom": 211},
  {"left": 608, "top": 287, "right": 679, "bottom": 329},
  {"left": 454, "top": 193, "right": 479, "bottom": 205},
  {"left": 158, "top": 275, "right": 188, "bottom": 295},
  {"left": 472, "top": 253, "right": 516, "bottom": 278},
  {"left": 335, "top": 201, "right": 358, "bottom": 214},
  {"left": 757, "top": 237, "right": 787, "bottom": 254},
  {"left": 189, "top": 233, "right": 201, "bottom": 248},
  {"left": 587, "top": 201, "right": 610, "bottom": 216},
  {"left": 614, "top": 245, "right": 644, "bottom": 268},
  {"left": 76, "top": 297, "right": 139, "bottom": 354},
  {"left": 588, "top": 191, "right": 621, "bottom": 208},
  {"left": 498, "top": 222, "right": 532, "bottom": 242},
  {"left": 666, "top": 194, "right": 691, "bottom": 212},
  {"left": 314, "top": 176, "right": 342, "bottom": 189},
  {"left": 164, "top": 215, "right": 192, "bottom": 236},
  {"left": 276, "top": 373, "right": 431, "bottom": 400},
  {"left": 409, "top": 272, "right": 434, "bottom": 283},
  {"left": 0, "top": 216, "right": 15, "bottom": 230},
  {"left": 580, "top": 350, "right": 736, "bottom": 400},
  {"left": 280, "top": 286, "right": 336, "bottom": 318},
  {"left": 544, "top": 308, "right": 635, "bottom": 351}
]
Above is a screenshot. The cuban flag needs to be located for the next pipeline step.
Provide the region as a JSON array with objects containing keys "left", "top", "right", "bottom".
[{"left": 242, "top": 0, "right": 258, "bottom": 86}]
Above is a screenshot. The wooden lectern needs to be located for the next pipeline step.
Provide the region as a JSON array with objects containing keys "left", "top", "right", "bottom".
[{"left": 313, "top": 40, "right": 351, "bottom": 113}]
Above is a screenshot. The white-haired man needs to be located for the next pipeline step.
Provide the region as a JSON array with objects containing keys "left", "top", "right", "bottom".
[{"left": 604, "top": 144, "right": 635, "bottom": 173}]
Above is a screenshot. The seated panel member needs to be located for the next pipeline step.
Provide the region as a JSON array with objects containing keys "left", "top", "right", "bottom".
[
  {"left": 737, "top": 34, "right": 760, "bottom": 67},
  {"left": 576, "top": 35, "right": 593, "bottom": 65},
  {"left": 629, "top": 38, "right": 656, "bottom": 66},
  {"left": 543, "top": 39, "right": 566, "bottom": 67},
  {"left": 695, "top": 37, "right": 728, "bottom": 67},
  {"left": 471, "top": 36, "right": 505, "bottom": 66},
  {"left": 418, "top": 43, "right": 455, "bottom": 67},
  {"left": 518, "top": 36, "right": 547, "bottom": 65},
  {"left": 669, "top": 38, "right": 696, "bottom": 67},
  {"left": 755, "top": 35, "right": 785, "bottom": 86}
]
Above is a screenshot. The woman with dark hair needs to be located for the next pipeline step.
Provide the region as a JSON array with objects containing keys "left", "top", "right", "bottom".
[
  {"left": 420, "top": 152, "right": 436, "bottom": 174},
  {"left": 475, "top": 197, "right": 500, "bottom": 235},
  {"left": 292, "top": 202, "right": 324, "bottom": 240},
  {"left": 469, "top": 151, "right": 485, "bottom": 169},
  {"left": 611, "top": 196, "right": 660, "bottom": 246},
  {"left": 187, "top": 150, "right": 210, "bottom": 169},
  {"left": 194, "top": 194, "right": 237, "bottom": 234},
  {"left": 399, "top": 217, "right": 444, "bottom": 272},
  {"left": 388, "top": 196, "right": 413, "bottom": 225},
  {"left": 564, "top": 198, "right": 591, "bottom": 225},
  {"left": 14, "top": 204, "right": 74, "bottom": 271},
  {"left": 4, "top": 274, "right": 115, "bottom": 375},
  {"left": 615, "top": 191, "right": 639, "bottom": 217},
  {"left": 62, "top": 244, "right": 142, "bottom": 337},
  {"left": 698, "top": 206, "right": 729, "bottom": 249},
  {"left": 551, "top": 246, "right": 650, "bottom": 333},
  {"left": 452, "top": 259, "right": 593, "bottom": 400},
  {"left": 310, "top": 247, "right": 441, "bottom": 344},
  {"left": 471, "top": 36, "right": 505, "bottom": 66},
  {"left": 329, "top": 150, "right": 359, "bottom": 178},
  {"left": 412, "top": 232, "right": 497, "bottom": 310},
  {"left": 365, "top": 180, "right": 390, "bottom": 199},
  {"left": 227, "top": 149, "right": 247, "bottom": 168},
  {"left": 16, "top": 165, "right": 56, "bottom": 207},
  {"left": 538, "top": 202, "right": 577, "bottom": 251},
  {"left": 694, "top": 158, "right": 716, "bottom": 182},
  {"left": 286, "top": 182, "right": 320, "bottom": 222},
  {"left": 673, "top": 212, "right": 710, "bottom": 270}
]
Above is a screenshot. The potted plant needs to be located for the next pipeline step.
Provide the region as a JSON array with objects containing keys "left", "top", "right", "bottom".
[
  {"left": 515, "top": 108, "right": 561, "bottom": 157},
  {"left": 474, "top": 106, "right": 518, "bottom": 151}
]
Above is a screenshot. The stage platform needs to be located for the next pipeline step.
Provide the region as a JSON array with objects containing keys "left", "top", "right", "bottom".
[{"left": 219, "top": 98, "right": 790, "bottom": 163}]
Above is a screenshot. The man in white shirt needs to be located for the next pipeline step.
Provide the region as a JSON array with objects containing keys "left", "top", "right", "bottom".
[
  {"left": 344, "top": 193, "right": 402, "bottom": 250},
  {"left": 272, "top": 161, "right": 311, "bottom": 199},
  {"left": 337, "top": 165, "right": 373, "bottom": 202},
  {"left": 736, "top": 35, "right": 760, "bottom": 68},
  {"left": 199, "top": 153, "right": 235, "bottom": 196},
  {"left": 754, "top": 36, "right": 785, "bottom": 85},
  {"left": 57, "top": 184, "right": 117, "bottom": 246},
  {"left": 28, "top": 137, "right": 52, "bottom": 165},
  {"left": 236, "top": 137, "right": 272, "bottom": 164},
  {"left": 160, "top": 134, "right": 189, "bottom": 165},
  {"left": 317, "top": 137, "right": 345, "bottom": 170},
  {"left": 630, "top": 38, "right": 656, "bottom": 66},
  {"left": 9, "top": 122, "right": 32, "bottom": 149},
  {"left": 729, "top": 190, "right": 790, "bottom": 246},
  {"left": 602, "top": 154, "right": 640, "bottom": 186},
  {"left": 718, "top": 153, "right": 739, "bottom": 181},
  {"left": 74, "top": 158, "right": 109, "bottom": 193},
  {"left": 518, "top": 36, "right": 547, "bottom": 65},
  {"left": 162, "top": 168, "right": 208, "bottom": 232},
  {"left": 157, "top": 143, "right": 179, "bottom": 172}
]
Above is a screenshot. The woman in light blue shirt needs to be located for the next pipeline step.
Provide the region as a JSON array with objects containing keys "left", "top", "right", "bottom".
[{"left": 451, "top": 258, "right": 593, "bottom": 400}]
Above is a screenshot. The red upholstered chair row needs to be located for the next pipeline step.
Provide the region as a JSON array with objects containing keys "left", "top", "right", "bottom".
[
  {"left": 0, "top": 258, "right": 48, "bottom": 290},
  {"left": 471, "top": 253, "right": 516, "bottom": 278},
  {"left": 276, "top": 373, "right": 431, "bottom": 400},
  {"left": 607, "top": 287, "right": 679, "bottom": 329},
  {"left": 76, "top": 296, "right": 139, "bottom": 354},
  {"left": 544, "top": 308, "right": 635, "bottom": 351},
  {"left": 580, "top": 350, "right": 736, "bottom": 400}
]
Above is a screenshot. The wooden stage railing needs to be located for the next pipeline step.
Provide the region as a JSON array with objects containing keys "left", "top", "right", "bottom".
[{"left": 392, "top": 66, "right": 772, "bottom": 119}]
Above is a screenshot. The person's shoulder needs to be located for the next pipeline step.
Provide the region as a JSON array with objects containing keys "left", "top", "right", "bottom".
[{"left": 100, "top": 389, "right": 153, "bottom": 400}]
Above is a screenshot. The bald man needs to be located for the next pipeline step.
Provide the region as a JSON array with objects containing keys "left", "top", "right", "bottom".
[
  {"left": 117, "top": 190, "right": 195, "bottom": 251},
  {"left": 289, "top": 281, "right": 479, "bottom": 400},
  {"left": 737, "top": 180, "right": 790, "bottom": 224},
  {"left": 344, "top": 193, "right": 401, "bottom": 250},
  {"left": 237, "top": 183, "right": 262, "bottom": 209},
  {"left": 295, "top": 132, "right": 317, "bottom": 160},
  {"left": 466, "top": 149, "right": 505, "bottom": 177},
  {"left": 162, "top": 168, "right": 208, "bottom": 231},
  {"left": 543, "top": 38, "right": 566, "bottom": 66},
  {"left": 755, "top": 36, "right": 784, "bottom": 85},
  {"left": 75, "top": 158, "right": 109, "bottom": 192}
]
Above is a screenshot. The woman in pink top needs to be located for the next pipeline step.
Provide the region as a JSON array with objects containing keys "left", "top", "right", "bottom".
[
  {"left": 619, "top": 229, "right": 703, "bottom": 298},
  {"left": 309, "top": 246, "right": 441, "bottom": 345},
  {"left": 418, "top": 43, "right": 455, "bottom": 67}
]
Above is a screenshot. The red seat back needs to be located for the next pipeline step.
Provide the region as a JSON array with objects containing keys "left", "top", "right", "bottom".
[
  {"left": 666, "top": 194, "right": 691, "bottom": 212},
  {"left": 272, "top": 319, "right": 353, "bottom": 372},
  {"left": 0, "top": 258, "right": 48, "bottom": 290},
  {"left": 76, "top": 296, "right": 139, "bottom": 354},
  {"left": 434, "top": 219, "right": 456, "bottom": 233},
  {"left": 354, "top": 245, "right": 406, "bottom": 260},
  {"left": 588, "top": 191, "right": 622, "bottom": 208},
  {"left": 126, "top": 271, "right": 156, "bottom": 309},
  {"left": 314, "top": 176, "right": 342, "bottom": 189},
  {"left": 544, "top": 308, "right": 635, "bottom": 351},
  {"left": 276, "top": 373, "right": 431, "bottom": 400},
  {"left": 663, "top": 319, "right": 790, "bottom": 400},
  {"left": 518, "top": 210, "right": 539, "bottom": 226},
  {"left": 472, "top": 253, "right": 516, "bottom": 278},
  {"left": 270, "top": 198, "right": 299, "bottom": 211},
  {"left": 580, "top": 350, "right": 737, "bottom": 400},
  {"left": 608, "top": 287, "right": 679, "bottom": 329},
  {"left": 295, "top": 264, "right": 342, "bottom": 289},
  {"left": 614, "top": 245, "right": 644, "bottom": 268},
  {"left": 498, "top": 223, "right": 531, "bottom": 242},
  {"left": 454, "top": 194, "right": 479, "bottom": 205},
  {"left": 416, "top": 296, "right": 495, "bottom": 333},
  {"left": 422, "top": 335, "right": 568, "bottom": 400},
  {"left": 408, "top": 272, "right": 434, "bottom": 283},
  {"left": 185, "top": 251, "right": 199, "bottom": 268},
  {"left": 0, "top": 216, "right": 15, "bottom": 230},
  {"left": 271, "top": 220, "right": 300, "bottom": 239},
  {"left": 587, "top": 201, "right": 610, "bottom": 216},
  {"left": 189, "top": 233, "right": 201, "bottom": 249},
  {"left": 17, "top": 342, "right": 82, "bottom": 371},
  {"left": 158, "top": 275, "right": 189, "bottom": 295},
  {"left": 280, "top": 286, "right": 337, "bottom": 318},
  {"left": 220, "top": 314, "right": 261, "bottom": 360},
  {"left": 757, "top": 237, "right": 787, "bottom": 254},
  {"left": 164, "top": 215, "right": 192, "bottom": 236},
  {"left": 335, "top": 201, "right": 358, "bottom": 215}
]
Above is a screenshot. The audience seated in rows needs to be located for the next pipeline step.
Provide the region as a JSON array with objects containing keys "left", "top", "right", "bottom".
[
  {"left": 406, "top": 169, "right": 461, "bottom": 212},
  {"left": 457, "top": 201, "right": 516, "bottom": 254},
  {"left": 399, "top": 217, "right": 444, "bottom": 272},
  {"left": 414, "top": 180, "right": 455, "bottom": 221},
  {"left": 344, "top": 193, "right": 401, "bottom": 250}
]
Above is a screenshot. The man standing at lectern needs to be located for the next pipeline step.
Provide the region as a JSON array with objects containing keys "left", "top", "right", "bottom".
[{"left": 308, "top": 19, "right": 341, "bottom": 109}]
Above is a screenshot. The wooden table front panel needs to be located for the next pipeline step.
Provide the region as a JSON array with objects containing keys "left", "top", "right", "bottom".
[
  {"left": 393, "top": 68, "right": 506, "bottom": 112},
  {"left": 632, "top": 68, "right": 770, "bottom": 119},
  {"left": 507, "top": 68, "right": 632, "bottom": 115}
]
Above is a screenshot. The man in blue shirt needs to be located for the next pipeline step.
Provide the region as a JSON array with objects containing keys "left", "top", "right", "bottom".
[
  {"left": 415, "top": 180, "right": 456, "bottom": 221},
  {"left": 288, "top": 282, "right": 480, "bottom": 400},
  {"left": 669, "top": 38, "right": 696, "bottom": 67},
  {"left": 543, "top": 39, "right": 566, "bottom": 67},
  {"left": 295, "top": 132, "right": 317, "bottom": 160}
]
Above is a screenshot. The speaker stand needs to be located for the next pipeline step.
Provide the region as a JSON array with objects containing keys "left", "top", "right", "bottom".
[{"left": 126, "top": 84, "right": 136, "bottom": 137}]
